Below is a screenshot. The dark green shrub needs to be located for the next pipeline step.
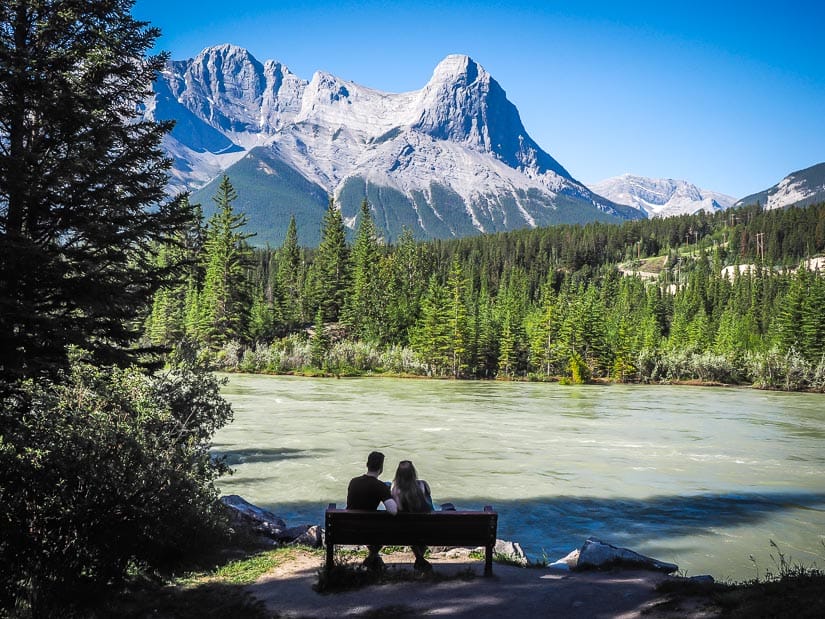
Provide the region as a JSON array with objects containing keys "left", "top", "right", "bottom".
[{"left": 0, "top": 358, "right": 233, "bottom": 616}]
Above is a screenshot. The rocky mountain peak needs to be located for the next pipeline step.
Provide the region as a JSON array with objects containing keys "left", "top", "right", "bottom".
[{"left": 589, "top": 174, "right": 735, "bottom": 217}]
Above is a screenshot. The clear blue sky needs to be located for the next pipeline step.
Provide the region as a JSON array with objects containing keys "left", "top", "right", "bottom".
[{"left": 132, "top": 0, "right": 825, "bottom": 199}]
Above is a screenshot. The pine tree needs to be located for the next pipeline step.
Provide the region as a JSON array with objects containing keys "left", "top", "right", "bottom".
[
  {"left": 383, "top": 227, "right": 424, "bottom": 344},
  {"left": 277, "top": 215, "right": 303, "bottom": 326},
  {"left": 410, "top": 274, "right": 451, "bottom": 375},
  {"left": 342, "top": 200, "right": 382, "bottom": 340},
  {"left": 446, "top": 258, "right": 469, "bottom": 377},
  {"left": 0, "top": 0, "right": 193, "bottom": 378},
  {"left": 305, "top": 199, "right": 350, "bottom": 321},
  {"left": 310, "top": 307, "right": 328, "bottom": 368},
  {"left": 197, "top": 176, "right": 253, "bottom": 347}
]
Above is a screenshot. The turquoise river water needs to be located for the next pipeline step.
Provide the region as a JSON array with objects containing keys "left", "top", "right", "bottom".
[{"left": 213, "top": 374, "right": 825, "bottom": 580}]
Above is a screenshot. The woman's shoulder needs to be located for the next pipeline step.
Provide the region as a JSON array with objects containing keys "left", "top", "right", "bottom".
[{"left": 418, "top": 479, "right": 431, "bottom": 494}]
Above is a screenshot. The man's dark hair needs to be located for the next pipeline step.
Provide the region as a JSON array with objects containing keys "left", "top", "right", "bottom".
[{"left": 366, "top": 451, "right": 385, "bottom": 472}]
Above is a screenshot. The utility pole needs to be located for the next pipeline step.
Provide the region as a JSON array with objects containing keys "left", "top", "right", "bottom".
[{"left": 755, "top": 232, "right": 765, "bottom": 263}]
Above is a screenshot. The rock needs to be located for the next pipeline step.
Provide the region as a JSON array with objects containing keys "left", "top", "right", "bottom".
[
  {"left": 440, "top": 547, "right": 475, "bottom": 560},
  {"left": 221, "top": 494, "right": 287, "bottom": 538},
  {"left": 576, "top": 537, "right": 678, "bottom": 573},
  {"left": 548, "top": 548, "right": 580, "bottom": 571},
  {"left": 291, "top": 525, "right": 323, "bottom": 548},
  {"left": 689, "top": 574, "right": 715, "bottom": 584},
  {"left": 493, "top": 539, "right": 528, "bottom": 566}
]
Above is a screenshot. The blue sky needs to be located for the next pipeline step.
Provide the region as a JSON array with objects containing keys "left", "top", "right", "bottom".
[{"left": 132, "top": 0, "right": 825, "bottom": 199}]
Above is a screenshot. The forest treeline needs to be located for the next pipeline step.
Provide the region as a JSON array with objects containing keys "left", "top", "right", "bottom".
[{"left": 144, "top": 178, "right": 825, "bottom": 390}]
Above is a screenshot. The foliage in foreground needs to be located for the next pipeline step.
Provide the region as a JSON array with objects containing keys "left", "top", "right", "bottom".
[
  {"left": 657, "top": 541, "right": 825, "bottom": 618},
  {"left": 0, "top": 357, "right": 233, "bottom": 616},
  {"left": 102, "top": 546, "right": 304, "bottom": 619}
]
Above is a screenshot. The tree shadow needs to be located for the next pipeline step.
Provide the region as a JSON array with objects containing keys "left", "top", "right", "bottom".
[{"left": 260, "top": 490, "right": 825, "bottom": 562}]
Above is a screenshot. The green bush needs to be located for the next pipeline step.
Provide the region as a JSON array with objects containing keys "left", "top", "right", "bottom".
[{"left": 0, "top": 358, "right": 233, "bottom": 616}]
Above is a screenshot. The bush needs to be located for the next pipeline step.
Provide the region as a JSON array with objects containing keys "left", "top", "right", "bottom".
[{"left": 0, "top": 357, "right": 233, "bottom": 615}]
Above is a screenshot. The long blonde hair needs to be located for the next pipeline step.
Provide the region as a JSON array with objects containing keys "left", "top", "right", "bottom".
[{"left": 392, "top": 460, "right": 429, "bottom": 512}]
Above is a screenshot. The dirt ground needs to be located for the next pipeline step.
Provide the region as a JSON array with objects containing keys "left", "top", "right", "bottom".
[{"left": 246, "top": 549, "right": 720, "bottom": 618}]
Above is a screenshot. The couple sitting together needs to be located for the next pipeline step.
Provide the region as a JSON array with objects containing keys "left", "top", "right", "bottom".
[{"left": 346, "top": 450, "right": 437, "bottom": 572}]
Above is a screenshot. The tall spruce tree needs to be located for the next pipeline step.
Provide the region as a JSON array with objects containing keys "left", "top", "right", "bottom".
[
  {"left": 0, "top": 0, "right": 192, "bottom": 378},
  {"left": 342, "top": 200, "right": 382, "bottom": 339},
  {"left": 197, "top": 176, "right": 253, "bottom": 347},
  {"left": 305, "top": 198, "right": 350, "bottom": 321},
  {"left": 277, "top": 215, "right": 302, "bottom": 326}
]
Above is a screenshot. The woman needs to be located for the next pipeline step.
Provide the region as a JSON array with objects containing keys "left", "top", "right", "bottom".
[{"left": 392, "top": 460, "right": 434, "bottom": 571}]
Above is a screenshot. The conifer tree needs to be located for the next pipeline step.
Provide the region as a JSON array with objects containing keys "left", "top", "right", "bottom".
[
  {"left": 411, "top": 274, "right": 451, "bottom": 374},
  {"left": 277, "top": 215, "right": 303, "bottom": 326},
  {"left": 197, "top": 176, "right": 253, "bottom": 347},
  {"left": 343, "top": 200, "right": 382, "bottom": 339},
  {"left": 0, "top": 0, "right": 193, "bottom": 378},
  {"left": 446, "top": 258, "right": 469, "bottom": 377},
  {"left": 305, "top": 198, "right": 350, "bottom": 321}
]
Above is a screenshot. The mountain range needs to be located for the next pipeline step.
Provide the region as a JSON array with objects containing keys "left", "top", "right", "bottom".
[
  {"left": 145, "top": 45, "right": 823, "bottom": 245},
  {"left": 146, "top": 45, "right": 642, "bottom": 245},
  {"left": 587, "top": 175, "right": 736, "bottom": 218}
]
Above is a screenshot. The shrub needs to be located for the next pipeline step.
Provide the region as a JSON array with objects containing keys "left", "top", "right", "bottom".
[{"left": 0, "top": 357, "right": 233, "bottom": 615}]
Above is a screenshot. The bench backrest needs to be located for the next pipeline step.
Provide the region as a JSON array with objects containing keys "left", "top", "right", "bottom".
[{"left": 325, "top": 505, "right": 497, "bottom": 547}]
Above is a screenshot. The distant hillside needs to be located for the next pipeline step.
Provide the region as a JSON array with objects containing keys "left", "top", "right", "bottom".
[{"left": 735, "top": 162, "right": 825, "bottom": 210}]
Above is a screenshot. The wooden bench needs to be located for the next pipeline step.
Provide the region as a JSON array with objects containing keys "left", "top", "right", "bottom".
[{"left": 324, "top": 504, "right": 498, "bottom": 576}]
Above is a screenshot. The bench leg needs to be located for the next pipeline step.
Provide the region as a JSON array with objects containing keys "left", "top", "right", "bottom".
[
  {"left": 326, "top": 542, "right": 334, "bottom": 572},
  {"left": 484, "top": 545, "right": 493, "bottom": 577}
]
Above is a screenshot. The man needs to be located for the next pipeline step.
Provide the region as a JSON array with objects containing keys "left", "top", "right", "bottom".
[{"left": 346, "top": 451, "right": 397, "bottom": 569}]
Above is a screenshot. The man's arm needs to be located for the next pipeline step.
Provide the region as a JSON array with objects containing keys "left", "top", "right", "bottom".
[{"left": 382, "top": 498, "right": 398, "bottom": 515}]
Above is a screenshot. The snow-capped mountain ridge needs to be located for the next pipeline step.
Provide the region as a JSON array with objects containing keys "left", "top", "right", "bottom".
[
  {"left": 588, "top": 174, "right": 735, "bottom": 218},
  {"left": 148, "top": 45, "right": 642, "bottom": 244}
]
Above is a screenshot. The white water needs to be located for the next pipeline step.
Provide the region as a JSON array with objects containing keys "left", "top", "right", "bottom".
[{"left": 213, "top": 374, "right": 825, "bottom": 580}]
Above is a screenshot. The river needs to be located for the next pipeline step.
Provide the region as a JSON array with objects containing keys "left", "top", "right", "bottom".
[{"left": 213, "top": 374, "right": 825, "bottom": 580}]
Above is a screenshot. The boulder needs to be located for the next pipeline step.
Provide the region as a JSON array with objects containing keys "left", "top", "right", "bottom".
[
  {"left": 576, "top": 537, "right": 678, "bottom": 573},
  {"left": 548, "top": 548, "right": 580, "bottom": 572},
  {"left": 221, "top": 494, "right": 287, "bottom": 538},
  {"left": 291, "top": 525, "right": 323, "bottom": 548},
  {"left": 492, "top": 539, "right": 528, "bottom": 566}
]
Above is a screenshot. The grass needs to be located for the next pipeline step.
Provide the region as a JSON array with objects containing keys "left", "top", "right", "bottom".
[
  {"left": 103, "top": 545, "right": 320, "bottom": 617},
  {"left": 653, "top": 541, "right": 825, "bottom": 618}
]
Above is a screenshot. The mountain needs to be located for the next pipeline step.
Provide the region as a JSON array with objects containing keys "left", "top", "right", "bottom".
[
  {"left": 588, "top": 175, "right": 735, "bottom": 218},
  {"left": 734, "top": 162, "right": 825, "bottom": 210},
  {"left": 146, "top": 45, "right": 643, "bottom": 245}
]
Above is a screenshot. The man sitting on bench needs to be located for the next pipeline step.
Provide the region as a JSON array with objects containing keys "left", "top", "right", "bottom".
[{"left": 346, "top": 451, "right": 397, "bottom": 570}]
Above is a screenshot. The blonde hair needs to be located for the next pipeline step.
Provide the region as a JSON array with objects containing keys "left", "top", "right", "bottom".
[{"left": 392, "top": 460, "right": 429, "bottom": 512}]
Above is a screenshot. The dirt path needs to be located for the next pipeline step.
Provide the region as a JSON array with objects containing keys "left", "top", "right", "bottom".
[{"left": 246, "top": 550, "right": 719, "bottom": 618}]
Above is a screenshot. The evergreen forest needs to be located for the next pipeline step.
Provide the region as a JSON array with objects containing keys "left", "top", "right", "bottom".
[{"left": 145, "top": 178, "right": 825, "bottom": 391}]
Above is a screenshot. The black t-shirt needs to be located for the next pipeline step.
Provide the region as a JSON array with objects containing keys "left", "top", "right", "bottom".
[{"left": 346, "top": 474, "right": 392, "bottom": 510}]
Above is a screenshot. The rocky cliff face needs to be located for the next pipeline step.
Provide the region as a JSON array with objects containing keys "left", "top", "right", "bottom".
[{"left": 147, "top": 45, "right": 643, "bottom": 245}]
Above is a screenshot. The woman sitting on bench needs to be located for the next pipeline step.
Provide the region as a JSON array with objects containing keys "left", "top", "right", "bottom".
[{"left": 391, "top": 460, "right": 434, "bottom": 572}]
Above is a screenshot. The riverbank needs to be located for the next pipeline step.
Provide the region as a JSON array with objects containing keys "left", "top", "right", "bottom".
[
  {"left": 217, "top": 365, "right": 825, "bottom": 394},
  {"left": 107, "top": 545, "right": 825, "bottom": 617}
]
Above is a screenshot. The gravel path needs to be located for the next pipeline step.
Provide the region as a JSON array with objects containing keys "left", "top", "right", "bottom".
[{"left": 245, "top": 550, "right": 718, "bottom": 618}]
